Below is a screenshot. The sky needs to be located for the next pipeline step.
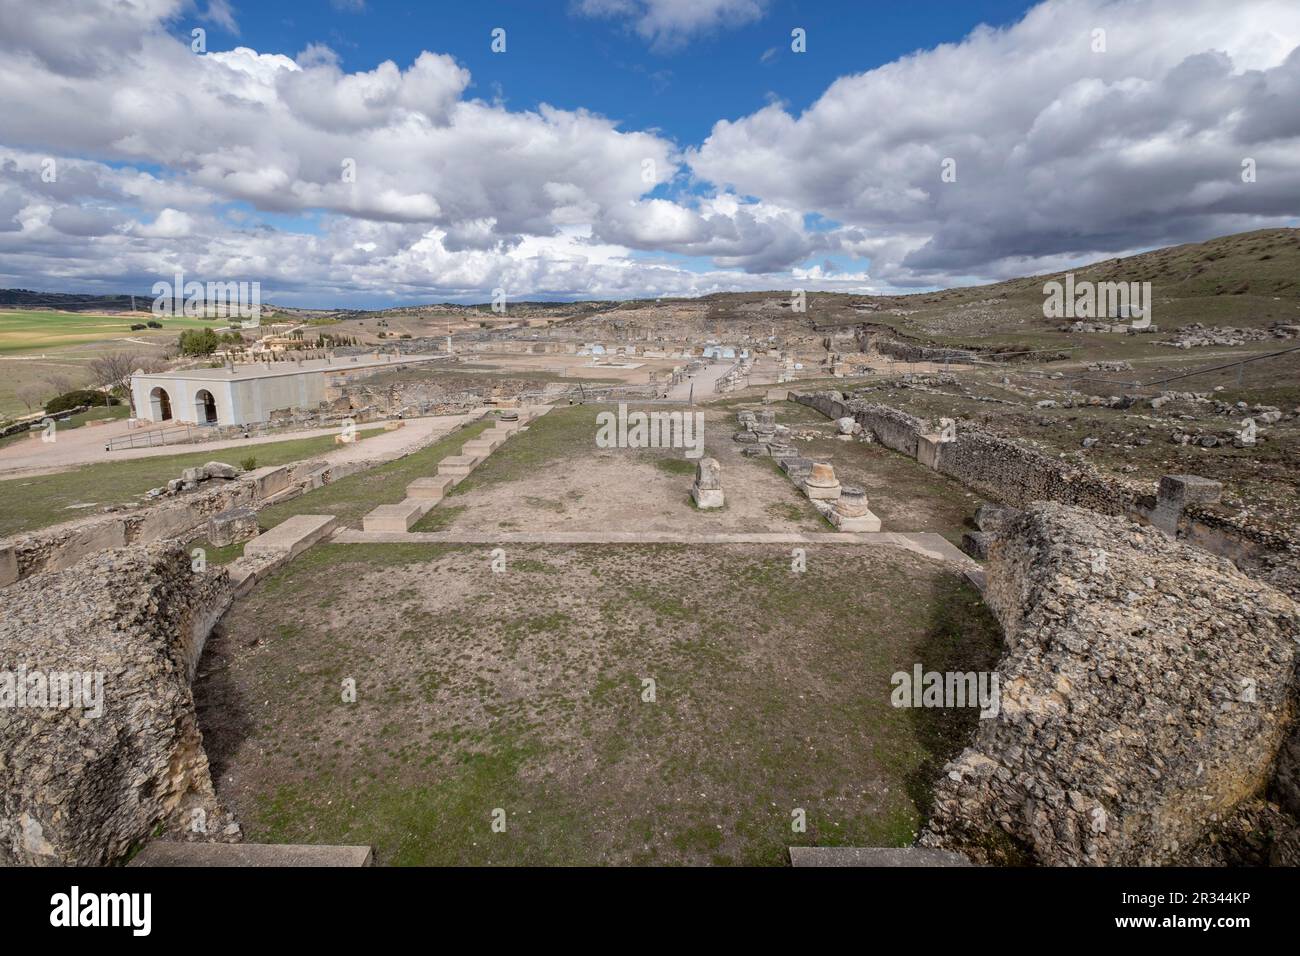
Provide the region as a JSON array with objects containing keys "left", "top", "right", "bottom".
[{"left": 0, "top": 0, "right": 1297, "bottom": 308}]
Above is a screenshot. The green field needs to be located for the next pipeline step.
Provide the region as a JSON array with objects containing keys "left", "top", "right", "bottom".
[{"left": 0, "top": 310, "right": 220, "bottom": 354}]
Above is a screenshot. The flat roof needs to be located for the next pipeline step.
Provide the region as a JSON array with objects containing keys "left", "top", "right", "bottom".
[{"left": 133, "top": 353, "right": 448, "bottom": 383}]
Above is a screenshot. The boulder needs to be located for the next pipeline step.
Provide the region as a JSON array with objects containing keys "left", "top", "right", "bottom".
[{"left": 202, "top": 461, "right": 239, "bottom": 480}]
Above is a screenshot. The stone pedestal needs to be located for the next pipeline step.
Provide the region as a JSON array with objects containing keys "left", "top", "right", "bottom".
[
  {"left": 803, "top": 462, "right": 841, "bottom": 500},
  {"left": 691, "top": 457, "right": 724, "bottom": 509},
  {"left": 828, "top": 484, "right": 879, "bottom": 530}
]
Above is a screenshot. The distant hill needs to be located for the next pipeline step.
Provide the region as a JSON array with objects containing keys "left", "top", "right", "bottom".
[{"left": 0, "top": 289, "right": 141, "bottom": 312}]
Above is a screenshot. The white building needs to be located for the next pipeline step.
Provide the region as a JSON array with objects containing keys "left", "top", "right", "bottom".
[{"left": 130, "top": 354, "right": 446, "bottom": 427}]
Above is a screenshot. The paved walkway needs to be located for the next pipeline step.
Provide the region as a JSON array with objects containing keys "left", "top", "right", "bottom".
[
  {"left": 331, "top": 528, "right": 974, "bottom": 567},
  {"left": 666, "top": 361, "right": 734, "bottom": 402}
]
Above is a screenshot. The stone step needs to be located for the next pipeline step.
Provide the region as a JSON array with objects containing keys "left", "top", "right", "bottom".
[
  {"left": 461, "top": 441, "right": 494, "bottom": 459},
  {"left": 362, "top": 499, "right": 429, "bottom": 532},
  {"left": 438, "top": 454, "right": 480, "bottom": 482},
  {"left": 406, "top": 475, "right": 453, "bottom": 500},
  {"left": 788, "top": 846, "right": 974, "bottom": 867},
  {"left": 129, "top": 841, "right": 373, "bottom": 867},
  {"left": 243, "top": 514, "right": 337, "bottom": 558}
]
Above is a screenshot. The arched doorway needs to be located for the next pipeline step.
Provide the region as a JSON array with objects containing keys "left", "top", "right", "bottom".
[
  {"left": 149, "top": 386, "right": 173, "bottom": 422},
  {"left": 194, "top": 389, "right": 218, "bottom": 424}
]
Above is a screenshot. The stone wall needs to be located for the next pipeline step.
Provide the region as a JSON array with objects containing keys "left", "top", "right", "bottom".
[
  {"left": 794, "top": 391, "right": 1140, "bottom": 512},
  {"left": 791, "top": 390, "right": 1299, "bottom": 598},
  {"left": 919, "top": 503, "right": 1300, "bottom": 865},
  {"left": 0, "top": 542, "right": 233, "bottom": 865}
]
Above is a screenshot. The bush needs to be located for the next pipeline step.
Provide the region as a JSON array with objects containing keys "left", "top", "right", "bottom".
[
  {"left": 239, "top": 456, "right": 258, "bottom": 471},
  {"left": 44, "top": 390, "right": 118, "bottom": 414},
  {"left": 146, "top": 320, "right": 162, "bottom": 329},
  {"left": 130, "top": 323, "right": 146, "bottom": 331}
]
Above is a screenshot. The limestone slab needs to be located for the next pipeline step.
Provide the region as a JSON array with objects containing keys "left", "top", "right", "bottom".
[
  {"left": 788, "top": 846, "right": 973, "bottom": 867},
  {"left": 129, "top": 842, "right": 374, "bottom": 867},
  {"left": 244, "top": 514, "right": 337, "bottom": 558}
]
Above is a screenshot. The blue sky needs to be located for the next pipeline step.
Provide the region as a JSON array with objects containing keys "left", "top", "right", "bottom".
[
  {"left": 3, "top": 0, "right": 1297, "bottom": 307},
  {"left": 207, "top": 1, "right": 1039, "bottom": 145}
]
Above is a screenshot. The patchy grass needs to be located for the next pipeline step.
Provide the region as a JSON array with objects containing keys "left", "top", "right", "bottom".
[
  {"left": 0, "top": 427, "right": 381, "bottom": 539},
  {"left": 654, "top": 458, "right": 697, "bottom": 477},
  {"left": 196, "top": 542, "right": 1002, "bottom": 866},
  {"left": 252, "top": 419, "right": 492, "bottom": 533},
  {"left": 447, "top": 405, "right": 599, "bottom": 496}
]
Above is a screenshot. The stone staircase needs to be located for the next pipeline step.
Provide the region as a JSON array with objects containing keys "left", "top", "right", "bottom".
[{"left": 360, "top": 408, "right": 546, "bottom": 533}]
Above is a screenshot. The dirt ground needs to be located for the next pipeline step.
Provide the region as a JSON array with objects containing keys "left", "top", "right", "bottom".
[
  {"left": 418, "top": 401, "right": 978, "bottom": 538},
  {"left": 432, "top": 404, "right": 826, "bottom": 534},
  {"left": 196, "top": 541, "right": 1001, "bottom": 866}
]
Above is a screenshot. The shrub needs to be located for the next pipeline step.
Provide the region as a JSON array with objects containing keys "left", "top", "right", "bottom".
[
  {"left": 239, "top": 456, "right": 258, "bottom": 471},
  {"left": 130, "top": 323, "right": 146, "bottom": 331},
  {"left": 146, "top": 320, "right": 162, "bottom": 329},
  {"left": 44, "top": 390, "right": 118, "bottom": 414}
]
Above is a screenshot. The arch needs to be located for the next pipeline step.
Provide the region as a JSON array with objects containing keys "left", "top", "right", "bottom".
[
  {"left": 149, "top": 386, "right": 173, "bottom": 422},
  {"left": 194, "top": 388, "right": 218, "bottom": 425}
]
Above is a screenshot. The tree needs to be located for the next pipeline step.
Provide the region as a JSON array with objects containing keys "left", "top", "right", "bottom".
[
  {"left": 178, "top": 327, "right": 222, "bottom": 356},
  {"left": 16, "top": 384, "right": 48, "bottom": 412},
  {"left": 88, "top": 352, "right": 142, "bottom": 392}
]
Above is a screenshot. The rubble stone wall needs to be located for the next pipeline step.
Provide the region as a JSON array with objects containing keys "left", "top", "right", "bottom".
[
  {"left": 0, "top": 542, "right": 232, "bottom": 866},
  {"left": 920, "top": 503, "right": 1300, "bottom": 865},
  {"left": 792, "top": 390, "right": 1298, "bottom": 598}
]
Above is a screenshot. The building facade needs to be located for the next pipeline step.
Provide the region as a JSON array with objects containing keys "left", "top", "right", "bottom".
[{"left": 129, "top": 354, "right": 445, "bottom": 426}]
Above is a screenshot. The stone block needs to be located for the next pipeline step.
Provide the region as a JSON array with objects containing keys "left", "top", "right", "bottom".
[
  {"left": 1157, "top": 474, "right": 1223, "bottom": 509},
  {"left": 917, "top": 434, "right": 944, "bottom": 469},
  {"left": 247, "top": 465, "right": 292, "bottom": 500},
  {"left": 789, "top": 847, "right": 973, "bottom": 867},
  {"left": 129, "top": 842, "right": 374, "bottom": 867},
  {"left": 406, "top": 475, "right": 453, "bottom": 500},
  {"left": 383, "top": 420, "right": 405, "bottom": 431},
  {"left": 207, "top": 507, "right": 260, "bottom": 547},
  {"left": 829, "top": 509, "right": 881, "bottom": 531},
  {"left": 181, "top": 466, "right": 206, "bottom": 483},
  {"left": 244, "top": 514, "right": 337, "bottom": 559},
  {"left": 202, "top": 461, "right": 238, "bottom": 480},
  {"left": 438, "top": 454, "right": 479, "bottom": 482},
  {"left": 362, "top": 500, "right": 424, "bottom": 532}
]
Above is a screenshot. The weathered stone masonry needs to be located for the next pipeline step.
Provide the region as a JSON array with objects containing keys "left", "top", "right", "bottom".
[{"left": 0, "top": 542, "right": 233, "bottom": 866}]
